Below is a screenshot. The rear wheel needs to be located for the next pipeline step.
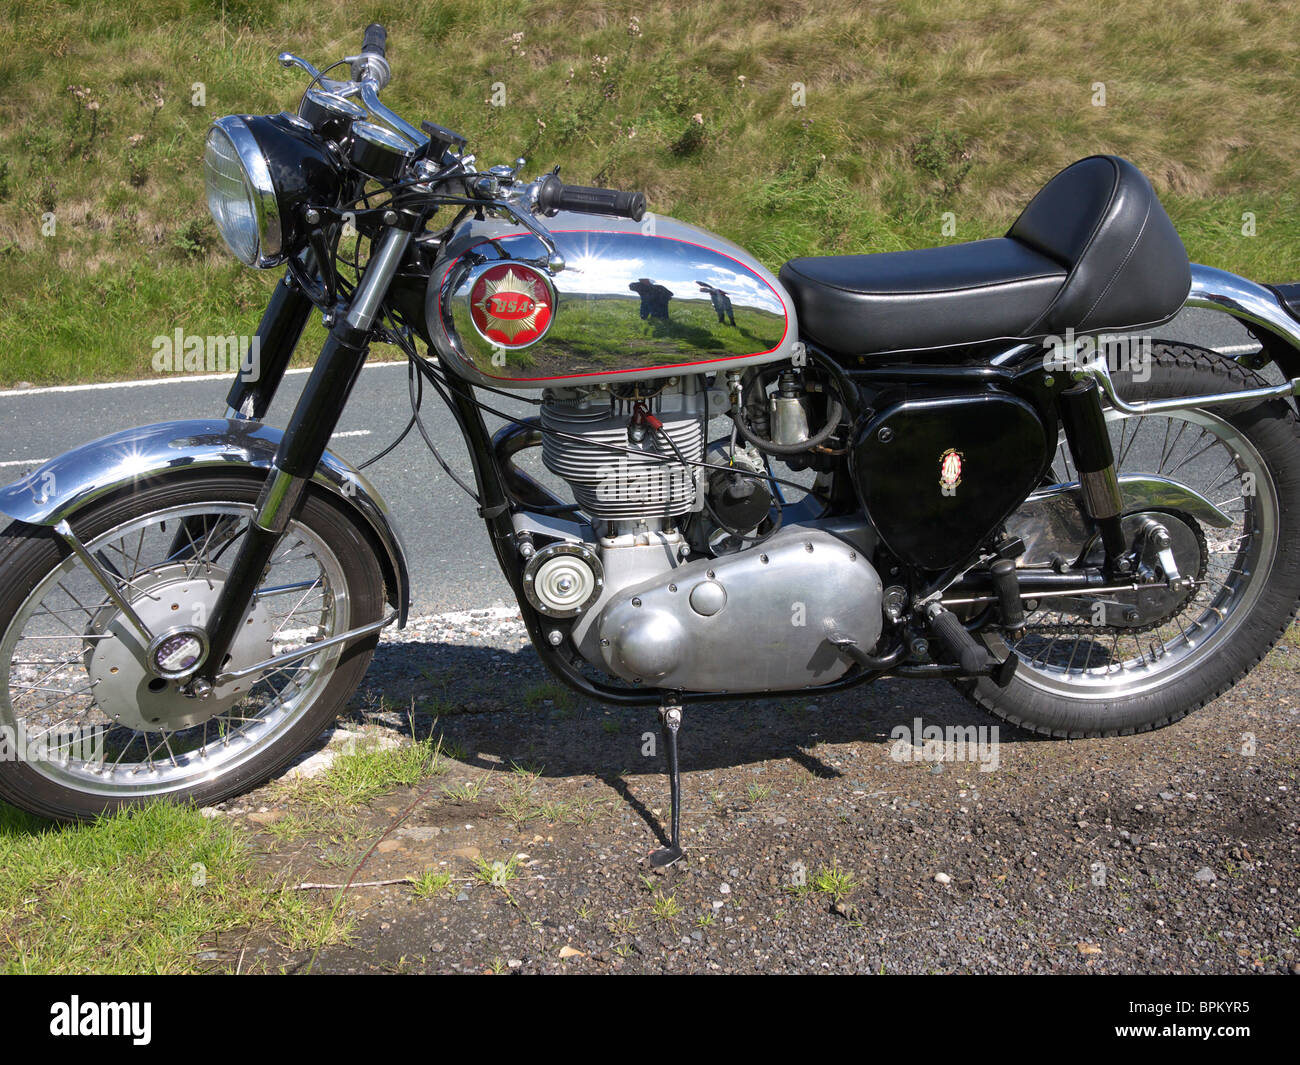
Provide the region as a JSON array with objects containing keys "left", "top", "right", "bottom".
[
  {"left": 959, "top": 344, "right": 1300, "bottom": 736},
  {"left": 0, "top": 474, "right": 386, "bottom": 820}
]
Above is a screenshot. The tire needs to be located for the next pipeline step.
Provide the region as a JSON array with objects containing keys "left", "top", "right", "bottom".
[
  {"left": 0, "top": 474, "right": 386, "bottom": 820},
  {"left": 958, "top": 343, "right": 1300, "bottom": 737}
]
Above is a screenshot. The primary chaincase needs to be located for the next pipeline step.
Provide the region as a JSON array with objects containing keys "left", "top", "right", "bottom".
[{"left": 595, "top": 528, "right": 883, "bottom": 692}]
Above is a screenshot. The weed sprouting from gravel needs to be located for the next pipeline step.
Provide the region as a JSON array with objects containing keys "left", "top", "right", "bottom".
[
  {"left": 411, "top": 869, "right": 456, "bottom": 900},
  {"left": 650, "top": 892, "right": 683, "bottom": 923},
  {"left": 441, "top": 778, "right": 486, "bottom": 803},
  {"left": 811, "top": 861, "right": 858, "bottom": 904},
  {"left": 473, "top": 855, "right": 522, "bottom": 888}
]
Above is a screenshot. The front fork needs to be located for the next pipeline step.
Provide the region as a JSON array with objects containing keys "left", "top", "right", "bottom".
[
  {"left": 224, "top": 248, "right": 318, "bottom": 421},
  {"left": 196, "top": 225, "right": 413, "bottom": 684}
]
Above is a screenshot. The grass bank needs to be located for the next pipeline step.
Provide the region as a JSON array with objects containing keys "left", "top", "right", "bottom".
[{"left": 0, "top": 0, "right": 1298, "bottom": 385}]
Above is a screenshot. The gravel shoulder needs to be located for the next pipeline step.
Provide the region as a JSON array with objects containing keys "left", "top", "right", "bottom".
[{"left": 212, "top": 609, "right": 1300, "bottom": 975}]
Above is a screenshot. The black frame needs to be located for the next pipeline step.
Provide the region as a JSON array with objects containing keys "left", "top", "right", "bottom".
[{"left": 200, "top": 247, "right": 1124, "bottom": 704}]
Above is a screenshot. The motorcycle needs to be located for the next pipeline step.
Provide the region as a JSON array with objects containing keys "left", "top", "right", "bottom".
[{"left": 2, "top": 26, "right": 1297, "bottom": 866}]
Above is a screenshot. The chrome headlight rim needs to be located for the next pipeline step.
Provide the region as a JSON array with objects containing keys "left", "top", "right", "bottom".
[{"left": 208, "top": 115, "right": 283, "bottom": 268}]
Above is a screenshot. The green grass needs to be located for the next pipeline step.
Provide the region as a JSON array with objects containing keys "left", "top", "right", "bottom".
[
  {"left": 472, "top": 854, "right": 522, "bottom": 887},
  {"left": 1269, "top": 620, "right": 1300, "bottom": 673},
  {"left": 293, "top": 734, "right": 446, "bottom": 808},
  {"left": 0, "top": 801, "right": 345, "bottom": 973},
  {"left": 649, "top": 890, "right": 682, "bottom": 922},
  {"left": 2, "top": 0, "right": 1299, "bottom": 386},
  {"left": 441, "top": 778, "right": 487, "bottom": 803},
  {"left": 522, "top": 681, "right": 573, "bottom": 710}
]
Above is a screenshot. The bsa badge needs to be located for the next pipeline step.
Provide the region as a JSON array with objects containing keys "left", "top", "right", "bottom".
[
  {"left": 939, "top": 448, "right": 963, "bottom": 495},
  {"left": 469, "top": 263, "right": 555, "bottom": 348}
]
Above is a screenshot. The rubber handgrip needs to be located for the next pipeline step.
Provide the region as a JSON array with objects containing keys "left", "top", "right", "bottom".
[
  {"left": 362, "top": 23, "right": 387, "bottom": 58},
  {"left": 537, "top": 176, "right": 645, "bottom": 221}
]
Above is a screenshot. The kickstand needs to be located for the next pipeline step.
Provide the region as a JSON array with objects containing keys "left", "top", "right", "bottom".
[{"left": 649, "top": 703, "right": 684, "bottom": 867}]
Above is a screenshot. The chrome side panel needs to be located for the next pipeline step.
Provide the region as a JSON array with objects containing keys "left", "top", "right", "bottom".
[
  {"left": 428, "top": 212, "right": 796, "bottom": 388},
  {"left": 0, "top": 419, "right": 411, "bottom": 625},
  {"left": 1186, "top": 263, "right": 1300, "bottom": 353}
]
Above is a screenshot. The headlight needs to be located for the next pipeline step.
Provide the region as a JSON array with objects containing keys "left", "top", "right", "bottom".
[
  {"left": 204, "top": 114, "right": 344, "bottom": 269},
  {"left": 205, "top": 117, "right": 281, "bottom": 267}
]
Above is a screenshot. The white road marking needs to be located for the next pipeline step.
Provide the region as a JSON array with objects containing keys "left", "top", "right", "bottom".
[
  {"left": 401, "top": 605, "right": 521, "bottom": 627},
  {"left": 0, "top": 342, "right": 1273, "bottom": 469},
  {"left": 0, "top": 360, "right": 407, "bottom": 399}
]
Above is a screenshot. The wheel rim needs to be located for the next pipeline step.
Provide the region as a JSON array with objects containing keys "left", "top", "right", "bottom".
[
  {"left": 0, "top": 500, "right": 352, "bottom": 798},
  {"left": 1006, "top": 406, "right": 1278, "bottom": 700}
]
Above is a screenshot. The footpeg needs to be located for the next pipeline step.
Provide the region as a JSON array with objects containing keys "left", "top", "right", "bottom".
[
  {"left": 925, "top": 603, "right": 1018, "bottom": 687},
  {"left": 990, "top": 558, "right": 1026, "bottom": 635}
]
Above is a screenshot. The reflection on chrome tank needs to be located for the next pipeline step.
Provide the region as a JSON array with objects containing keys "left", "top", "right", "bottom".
[{"left": 430, "top": 216, "right": 794, "bottom": 387}]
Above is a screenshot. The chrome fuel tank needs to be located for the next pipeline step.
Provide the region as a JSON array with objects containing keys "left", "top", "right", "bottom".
[{"left": 426, "top": 212, "right": 796, "bottom": 388}]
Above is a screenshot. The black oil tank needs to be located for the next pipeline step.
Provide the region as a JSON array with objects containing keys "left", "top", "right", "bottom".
[{"left": 852, "top": 390, "right": 1052, "bottom": 570}]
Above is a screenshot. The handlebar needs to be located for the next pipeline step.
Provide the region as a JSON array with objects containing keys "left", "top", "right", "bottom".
[
  {"left": 295, "top": 26, "right": 650, "bottom": 229},
  {"left": 536, "top": 173, "right": 646, "bottom": 222}
]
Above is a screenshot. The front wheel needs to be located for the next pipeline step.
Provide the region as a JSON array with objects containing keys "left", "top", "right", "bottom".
[
  {"left": 0, "top": 474, "right": 386, "bottom": 820},
  {"left": 960, "top": 344, "right": 1300, "bottom": 737}
]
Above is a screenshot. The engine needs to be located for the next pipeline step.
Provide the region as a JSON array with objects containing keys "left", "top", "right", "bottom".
[
  {"left": 539, "top": 379, "right": 707, "bottom": 521},
  {"left": 513, "top": 375, "right": 885, "bottom": 693}
]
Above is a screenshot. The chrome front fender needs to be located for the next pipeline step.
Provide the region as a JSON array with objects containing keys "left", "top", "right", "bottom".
[{"left": 0, "top": 419, "right": 410, "bottom": 626}]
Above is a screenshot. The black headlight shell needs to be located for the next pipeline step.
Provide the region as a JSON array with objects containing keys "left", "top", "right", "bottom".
[{"left": 206, "top": 113, "right": 345, "bottom": 269}]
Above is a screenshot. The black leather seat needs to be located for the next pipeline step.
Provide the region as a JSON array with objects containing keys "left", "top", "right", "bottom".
[{"left": 779, "top": 155, "right": 1191, "bottom": 356}]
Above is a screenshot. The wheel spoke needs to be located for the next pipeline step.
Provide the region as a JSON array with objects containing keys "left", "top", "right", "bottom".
[{"left": 1010, "top": 404, "right": 1271, "bottom": 697}]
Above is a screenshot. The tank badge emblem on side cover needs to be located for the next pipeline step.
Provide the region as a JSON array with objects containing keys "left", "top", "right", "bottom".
[{"left": 470, "top": 264, "right": 555, "bottom": 347}]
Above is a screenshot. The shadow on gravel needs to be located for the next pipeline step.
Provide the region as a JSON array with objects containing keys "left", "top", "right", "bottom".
[{"left": 353, "top": 640, "right": 1051, "bottom": 792}]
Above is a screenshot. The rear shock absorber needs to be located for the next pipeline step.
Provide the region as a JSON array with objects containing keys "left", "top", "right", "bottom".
[{"left": 1058, "top": 377, "right": 1130, "bottom": 570}]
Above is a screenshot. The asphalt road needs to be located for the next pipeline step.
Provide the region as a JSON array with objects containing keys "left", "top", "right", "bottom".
[{"left": 0, "top": 307, "right": 1263, "bottom": 616}]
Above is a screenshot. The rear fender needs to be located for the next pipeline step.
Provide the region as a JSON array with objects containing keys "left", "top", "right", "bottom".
[{"left": 1187, "top": 264, "right": 1300, "bottom": 399}]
